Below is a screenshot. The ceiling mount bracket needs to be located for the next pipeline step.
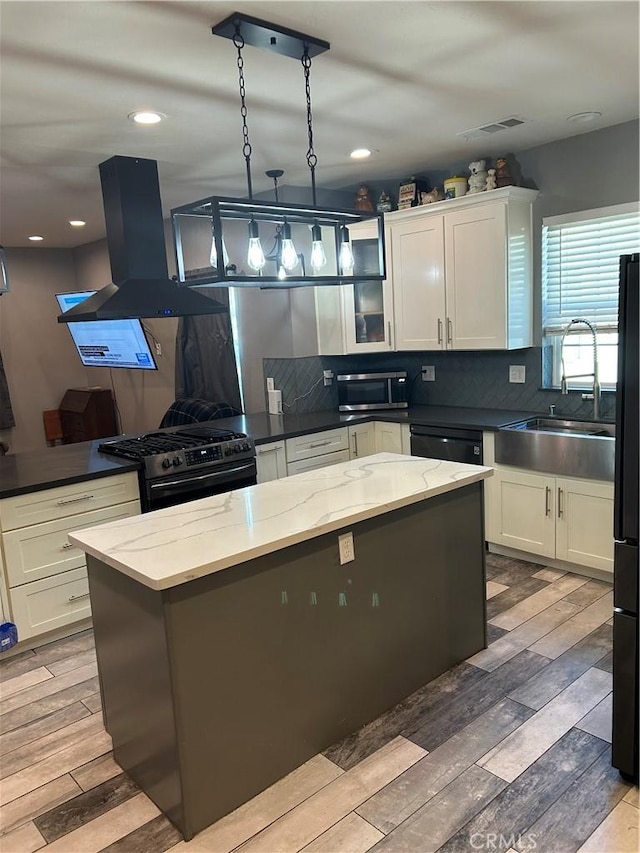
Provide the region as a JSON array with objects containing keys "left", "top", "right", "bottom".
[{"left": 212, "top": 12, "right": 330, "bottom": 60}]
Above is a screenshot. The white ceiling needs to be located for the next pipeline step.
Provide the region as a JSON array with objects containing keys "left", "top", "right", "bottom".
[{"left": 1, "top": 0, "right": 638, "bottom": 248}]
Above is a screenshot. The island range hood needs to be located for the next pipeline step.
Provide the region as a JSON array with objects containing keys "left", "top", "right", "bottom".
[{"left": 58, "top": 156, "right": 228, "bottom": 322}]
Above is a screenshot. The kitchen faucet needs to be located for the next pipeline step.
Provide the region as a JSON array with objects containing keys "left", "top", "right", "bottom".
[{"left": 559, "top": 318, "right": 601, "bottom": 420}]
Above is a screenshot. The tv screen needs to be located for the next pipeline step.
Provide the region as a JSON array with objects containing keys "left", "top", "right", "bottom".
[{"left": 56, "top": 291, "right": 157, "bottom": 370}]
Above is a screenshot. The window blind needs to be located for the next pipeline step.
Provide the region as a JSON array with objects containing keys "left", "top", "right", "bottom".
[{"left": 542, "top": 205, "right": 640, "bottom": 334}]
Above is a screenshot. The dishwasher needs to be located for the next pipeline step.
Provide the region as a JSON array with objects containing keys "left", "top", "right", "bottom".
[{"left": 410, "top": 425, "right": 483, "bottom": 464}]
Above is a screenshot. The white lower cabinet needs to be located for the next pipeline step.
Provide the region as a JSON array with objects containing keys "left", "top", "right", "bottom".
[
  {"left": 555, "top": 477, "right": 615, "bottom": 572},
  {"left": 374, "top": 421, "right": 404, "bottom": 454},
  {"left": 10, "top": 567, "right": 91, "bottom": 640},
  {"left": 287, "top": 449, "right": 351, "bottom": 475},
  {"left": 0, "top": 472, "right": 141, "bottom": 643},
  {"left": 286, "top": 428, "right": 350, "bottom": 476},
  {"left": 255, "top": 441, "right": 287, "bottom": 483},
  {"left": 487, "top": 465, "right": 614, "bottom": 573},
  {"left": 348, "top": 422, "right": 376, "bottom": 459}
]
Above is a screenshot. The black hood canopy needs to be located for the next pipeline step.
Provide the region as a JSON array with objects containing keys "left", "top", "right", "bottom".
[{"left": 58, "top": 156, "right": 228, "bottom": 322}]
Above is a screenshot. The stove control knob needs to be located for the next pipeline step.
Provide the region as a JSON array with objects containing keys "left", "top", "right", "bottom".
[
  {"left": 172, "top": 458, "right": 182, "bottom": 467},
  {"left": 225, "top": 447, "right": 233, "bottom": 456},
  {"left": 162, "top": 458, "right": 172, "bottom": 469},
  {"left": 233, "top": 445, "right": 241, "bottom": 453}
]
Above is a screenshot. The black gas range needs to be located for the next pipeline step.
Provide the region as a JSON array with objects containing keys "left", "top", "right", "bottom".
[{"left": 99, "top": 425, "right": 256, "bottom": 512}]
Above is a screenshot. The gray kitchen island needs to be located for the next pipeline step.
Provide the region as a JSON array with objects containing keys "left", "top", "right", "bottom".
[{"left": 69, "top": 453, "right": 492, "bottom": 841}]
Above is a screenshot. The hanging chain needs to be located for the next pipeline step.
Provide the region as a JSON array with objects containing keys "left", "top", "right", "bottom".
[
  {"left": 233, "top": 24, "right": 253, "bottom": 199},
  {"left": 301, "top": 46, "right": 318, "bottom": 206}
]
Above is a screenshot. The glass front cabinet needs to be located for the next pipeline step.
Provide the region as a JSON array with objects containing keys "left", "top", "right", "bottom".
[{"left": 316, "top": 219, "right": 395, "bottom": 355}]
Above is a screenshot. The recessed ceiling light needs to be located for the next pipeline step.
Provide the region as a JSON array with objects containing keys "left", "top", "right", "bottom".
[
  {"left": 350, "top": 148, "right": 372, "bottom": 160},
  {"left": 128, "top": 111, "right": 165, "bottom": 125},
  {"left": 69, "top": 220, "right": 86, "bottom": 228},
  {"left": 28, "top": 235, "right": 44, "bottom": 241},
  {"left": 567, "top": 111, "right": 602, "bottom": 124}
]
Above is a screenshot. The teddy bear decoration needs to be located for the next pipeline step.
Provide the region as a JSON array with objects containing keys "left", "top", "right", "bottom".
[
  {"left": 485, "top": 169, "right": 497, "bottom": 191},
  {"left": 354, "top": 185, "right": 375, "bottom": 211},
  {"left": 420, "top": 187, "right": 444, "bottom": 204},
  {"left": 467, "top": 160, "right": 488, "bottom": 194}
]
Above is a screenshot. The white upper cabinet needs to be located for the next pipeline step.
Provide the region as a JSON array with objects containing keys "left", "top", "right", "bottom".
[
  {"left": 391, "top": 187, "right": 538, "bottom": 351},
  {"left": 316, "top": 219, "right": 395, "bottom": 355}
]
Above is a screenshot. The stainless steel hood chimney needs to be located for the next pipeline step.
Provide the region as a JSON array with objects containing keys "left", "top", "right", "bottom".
[{"left": 58, "top": 156, "right": 228, "bottom": 322}]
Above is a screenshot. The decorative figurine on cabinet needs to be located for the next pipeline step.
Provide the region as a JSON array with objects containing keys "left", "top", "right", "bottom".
[
  {"left": 467, "top": 160, "right": 488, "bottom": 194},
  {"left": 420, "top": 187, "right": 444, "bottom": 204},
  {"left": 495, "top": 158, "right": 515, "bottom": 188},
  {"left": 354, "top": 185, "right": 375, "bottom": 211},
  {"left": 398, "top": 176, "right": 429, "bottom": 209},
  {"left": 485, "top": 168, "right": 497, "bottom": 191},
  {"left": 376, "top": 190, "right": 393, "bottom": 212}
]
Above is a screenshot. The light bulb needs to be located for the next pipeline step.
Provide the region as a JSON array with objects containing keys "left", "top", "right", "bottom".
[
  {"left": 339, "top": 227, "right": 354, "bottom": 275},
  {"left": 278, "top": 265, "right": 287, "bottom": 281},
  {"left": 209, "top": 231, "right": 229, "bottom": 268},
  {"left": 310, "top": 223, "right": 326, "bottom": 272},
  {"left": 247, "top": 219, "right": 266, "bottom": 271},
  {"left": 280, "top": 221, "right": 298, "bottom": 271}
]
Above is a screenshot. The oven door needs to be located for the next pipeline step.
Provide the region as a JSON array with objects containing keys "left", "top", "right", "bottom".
[{"left": 143, "top": 460, "right": 257, "bottom": 512}]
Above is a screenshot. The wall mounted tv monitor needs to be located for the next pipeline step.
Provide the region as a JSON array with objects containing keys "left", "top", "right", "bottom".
[{"left": 56, "top": 291, "right": 157, "bottom": 370}]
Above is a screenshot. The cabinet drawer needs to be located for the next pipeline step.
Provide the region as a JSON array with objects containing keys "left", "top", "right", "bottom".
[
  {"left": 0, "top": 472, "right": 139, "bottom": 531},
  {"left": 285, "top": 428, "right": 348, "bottom": 463},
  {"left": 3, "top": 500, "right": 140, "bottom": 588},
  {"left": 10, "top": 567, "right": 91, "bottom": 641},
  {"left": 287, "top": 449, "right": 350, "bottom": 476}
]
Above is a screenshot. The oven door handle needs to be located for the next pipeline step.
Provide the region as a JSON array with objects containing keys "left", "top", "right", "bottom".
[{"left": 149, "top": 463, "right": 256, "bottom": 491}]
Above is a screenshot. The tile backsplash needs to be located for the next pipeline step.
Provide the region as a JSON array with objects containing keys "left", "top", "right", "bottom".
[{"left": 263, "top": 348, "right": 616, "bottom": 420}]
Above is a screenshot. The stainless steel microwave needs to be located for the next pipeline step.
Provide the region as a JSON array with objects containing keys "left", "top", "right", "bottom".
[{"left": 337, "top": 371, "right": 408, "bottom": 412}]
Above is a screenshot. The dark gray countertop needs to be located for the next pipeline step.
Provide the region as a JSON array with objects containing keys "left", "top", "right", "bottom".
[
  {"left": 0, "top": 406, "right": 548, "bottom": 500},
  {"left": 209, "top": 405, "right": 539, "bottom": 444},
  {"left": 0, "top": 441, "right": 139, "bottom": 500}
]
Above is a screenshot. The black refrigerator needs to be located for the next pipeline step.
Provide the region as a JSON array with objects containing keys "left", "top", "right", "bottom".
[{"left": 612, "top": 252, "right": 639, "bottom": 782}]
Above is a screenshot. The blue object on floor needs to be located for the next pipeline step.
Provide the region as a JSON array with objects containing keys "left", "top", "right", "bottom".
[{"left": 0, "top": 622, "right": 18, "bottom": 652}]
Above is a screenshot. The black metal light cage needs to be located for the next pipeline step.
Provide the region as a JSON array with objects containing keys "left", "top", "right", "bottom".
[{"left": 171, "top": 195, "right": 386, "bottom": 288}]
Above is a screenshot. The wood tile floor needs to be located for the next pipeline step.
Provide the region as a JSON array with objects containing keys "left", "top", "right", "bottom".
[{"left": 1, "top": 554, "right": 638, "bottom": 853}]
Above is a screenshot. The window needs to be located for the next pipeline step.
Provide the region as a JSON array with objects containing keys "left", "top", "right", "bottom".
[{"left": 542, "top": 203, "right": 640, "bottom": 388}]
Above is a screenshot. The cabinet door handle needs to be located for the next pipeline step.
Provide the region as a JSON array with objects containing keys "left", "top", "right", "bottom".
[
  {"left": 545, "top": 486, "right": 551, "bottom": 517},
  {"left": 56, "top": 494, "right": 94, "bottom": 506},
  {"left": 437, "top": 318, "right": 443, "bottom": 345},
  {"left": 68, "top": 592, "right": 90, "bottom": 602},
  {"left": 447, "top": 318, "right": 453, "bottom": 345},
  {"left": 387, "top": 321, "right": 392, "bottom": 349},
  {"left": 61, "top": 542, "right": 75, "bottom": 551},
  {"left": 558, "top": 487, "right": 564, "bottom": 518},
  {"left": 353, "top": 433, "right": 359, "bottom": 456}
]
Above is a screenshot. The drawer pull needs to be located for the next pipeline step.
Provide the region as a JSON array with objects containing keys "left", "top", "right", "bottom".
[
  {"left": 309, "top": 440, "right": 331, "bottom": 448},
  {"left": 257, "top": 446, "right": 277, "bottom": 455},
  {"left": 61, "top": 543, "right": 75, "bottom": 551},
  {"left": 56, "top": 494, "right": 94, "bottom": 506},
  {"left": 68, "top": 592, "right": 90, "bottom": 602}
]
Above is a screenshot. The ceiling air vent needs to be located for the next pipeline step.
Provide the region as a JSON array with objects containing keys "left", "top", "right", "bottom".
[{"left": 457, "top": 116, "right": 526, "bottom": 140}]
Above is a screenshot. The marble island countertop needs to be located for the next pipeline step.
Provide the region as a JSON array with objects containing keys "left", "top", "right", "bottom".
[{"left": 69, "top": 453, "right": 493, "bottom": 591}]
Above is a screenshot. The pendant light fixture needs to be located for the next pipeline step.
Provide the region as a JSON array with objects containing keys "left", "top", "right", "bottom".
[{"left": 171, "top": 12, "right": 386, "bottom": 289}]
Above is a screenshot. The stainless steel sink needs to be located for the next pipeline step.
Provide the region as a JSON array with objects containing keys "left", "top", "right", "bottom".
[{"left": 495, "top": 417, "right": 616, "bottom": 481}]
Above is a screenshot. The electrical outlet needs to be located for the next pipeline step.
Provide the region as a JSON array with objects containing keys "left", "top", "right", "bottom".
[
  {"left": 266, "top": 377, "right": 275, "bottom": 391},
  {"left": 323, "top": 369, "right": 334, "bottom": 387},
  {"left": 154, "top": 342, "right": 162, "bottom": 356},
  {"left": 338, "top": 532, "right": 355, "bottom": 564},
  {"left": 509, "top": 365, "right": 526, "bottom": 384},
  {"left": 422, "top": 365, "right": 435, "bottom": 381}
]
